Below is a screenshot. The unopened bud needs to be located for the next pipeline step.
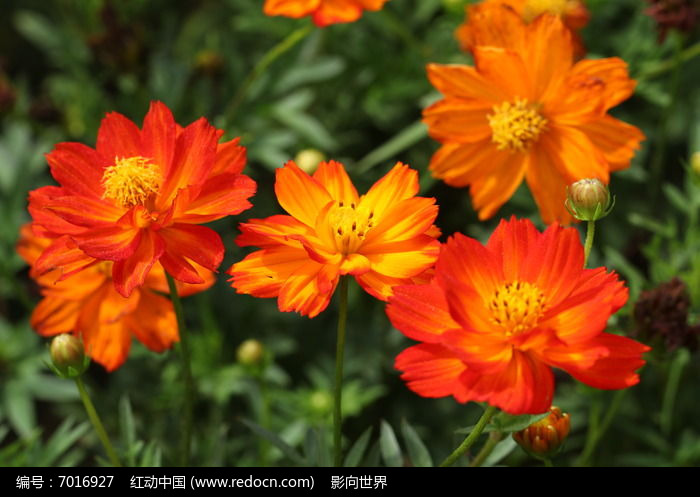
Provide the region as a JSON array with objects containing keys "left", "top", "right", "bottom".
[
  {"left": 294, "top": 149, "right": 325, "bottom": 175},
  {"left": 50, "top": 334, "right": 88, "bottom": 378},
  {"left": 565, "top": 178, "right": 614, "bottom": 221},
  {"left": 691, "top": 152, "right": 700, "bottom": 176},
  {"left": 513, "top": 406, "right": 570, "bottom": 459},
  {"left": 236, "top": 339, "right": 264, "bottom": 366},
  {"left": 309, "top": 390, "right": 332, "bottom": 414}
]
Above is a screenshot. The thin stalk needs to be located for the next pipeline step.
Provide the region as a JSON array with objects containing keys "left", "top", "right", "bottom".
[
  {"left": 583, "top": 220, "right": 595, "bottom": 268},
  {"left": 577, "top": 390, "right": 626, "bottom": 466},
  {"left": 225, "top": 23, "right": 313, "bottom": 123},
  {"left": 636, "top": 40, "right": 699, "bottom": 82},
  {"left": 75, "top": 376, "right": 122, "bottom": 467},
  {"left": 166, "top": 273, "right": 195, "bottom": 467},
  {"left": 660, "top": 348, "right": 690, "bottom": 436},
  {"left": 333, "top": 277, "right": 350, "bottom": 467},
  {"left": 469, "top": 430, "right": 503, "bottom": 467},
  {"left": 649, "top": 34, "right": 685, "bottom": 201},
  {"left": 440, "top": 405, "right": 498, "bottom": 467}
]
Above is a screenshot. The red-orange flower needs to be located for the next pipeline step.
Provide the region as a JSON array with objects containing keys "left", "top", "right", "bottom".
[
  {"left": 424, "top": 10, "right": 644, "bottom": 224},
  {"left": 456, "top": 0, "right": 590, "bottom": 56},
  {"left": 263, "top": 0, "right": 389, "bottom": 27},
  {"left": 28, "top": 101, "right": 256, "bottom": 297},
  {"left": 17, "top": 224, "right": 214, "bottom": 371},
  {"left": 388, "top": 217, "right": 649, "bottom": 415},
  {"left": 228, "top": 160, "right": 440, "bottom": 317}
]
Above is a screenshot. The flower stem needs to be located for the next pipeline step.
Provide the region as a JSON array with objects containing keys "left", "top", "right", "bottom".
[
  {"left": 576, "top": 389, "right": 625, "bottom": 466},
  {"left": 333, "top": 276, "right": 350, "bottom": 467},
  {"left": 166, "top": 273, "right": 195, "bottom": 467},
  {"left": 225, "top": 23, "right": 313, "bottom": 123},
  {"left": 583, "top": 220, "right": 595, "bottom": 268},
  {"left": 440, "top": 405, "right": 498, "bottom": 467},
  {"left": 75, "top": 376, "right": 122, "bottom": 467},
  {"left": 469, "top": 430, "right": 503, "bottom": 467}
]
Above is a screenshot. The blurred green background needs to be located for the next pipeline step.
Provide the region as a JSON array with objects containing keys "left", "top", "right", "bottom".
[{"left": 1, "top": 0, "right": 699, "bottom": 466}]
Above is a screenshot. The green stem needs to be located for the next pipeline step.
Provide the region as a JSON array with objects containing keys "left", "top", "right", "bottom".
[
  {"left": 440, "top": 405, "right": 498, "bottom": 467},
  {"left": 583, "top": 220, "right": 595, "bottom": 268},
  {"left": 75, "top": 376, "right": 122, "bottom": 467},
  {"left": 649, "top": 34, "right": 685, "bottom": 201},
  {"left": 660, "top": 348, "right": 690, "bottom": 436},
  {"left": 469, "top": 430, "right": 503, "bottom": 467},
  {"left": 166, "top": 273, "right": 195, "bottom": 467},
  {"left": 258, "top": 378, "right": 270, "bottom": 466},
  {"left": 636, "top": 40, "right": 700, "bottom": 82},
  {"left": 225, "top": 23, "right": 313, "bottom": 123},
  {"left": 577, "top": 390, "right": 626, "bottom": 466},
  {"left": 333, "top": 277, "right": 350, "bottom": 467}
]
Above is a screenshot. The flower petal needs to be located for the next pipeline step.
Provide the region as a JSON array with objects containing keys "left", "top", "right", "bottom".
[
  {"left": 576, "top": 115, "right": 645, "bottom": 171},
  {"left": 112, "top": 229, "right": 165, "bottom": 298},
  {"left": 96, "top": 111, "right": 142, "bottom": 163},
  {"left": 275, "top": 160, "right": 332, "bottom": 228},
  {"left": 46, "top": 143, "right": 107, "bottom": 199},
  {"left": 360, "top": 162, "right": 419, "bottom": 221},
  {"left": 313, "top": 160, "right": 360, "bottom": 206},
  {"left": 141, "top": 101, "right": 177, "bottom": 178},
  {"left": 158, "top": 224, "right": 224, "bottom": 273},
  {"left": 386, "top": 279, "right": 461, "bottom": 343},
  {"left": 395, "top": 343, "right": 469, "bottom": 399},
  {"left": 126, "top": 290, "right": 179, "bottom": 352},
  {"left": 426, "top": 63, "right": 505, "bottom": 103},
  {"left": 423, "top": 99, "right": 492, "bottom": 143}
]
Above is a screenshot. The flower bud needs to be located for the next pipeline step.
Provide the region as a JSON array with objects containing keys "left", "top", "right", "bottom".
[
  {"left": 691, "top": 152, "right": 700, "bottom": 177},
  {"left": 294, "top": 149, "right": 325, "bottom": 175},
  {"left": 236, "top": 339, "right": 265, "bottom": 366},
  {"left": 50, "top": 334, "right": 88, "bottom": 378},
  {"left": 513, "top": 406, "right": 570, "bottom": 460},
  {"left": 565, "top": 178, "right": 614, "bottom": 221}
]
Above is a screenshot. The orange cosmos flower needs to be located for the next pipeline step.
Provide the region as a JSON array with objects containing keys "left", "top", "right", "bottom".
[
  {"left": 28, "top": 101, "right": 256, "bottom": 297},
  {"left": 456, "top": 0, "right": 589, "bottom": 57},
  {"left": 228, "top": 160, "right": 440, "bottom": 317},
  {"left": 388, "top": 217, "right": 650, "bottom": 415},
  {"left": 17, "top": 224, "right": 214, "bottom": 371},
  {"left": 424, "top": 12, "right": 644, "bottom": 224},
  {"left": 263, "top": 0, "right": 389, "bottom": 27}
]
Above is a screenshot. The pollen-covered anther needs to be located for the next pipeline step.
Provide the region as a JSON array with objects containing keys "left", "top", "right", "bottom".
[
  {"left": 329, "top": 201, "right": 374, "bottom": 255},
  {"left": 488, "top": 98, "right": 548, "bottom": 152},
  {"left": 101, "top": 156, "right": 162, "bottom": 208},
  {"left": 489, "top": 281, "right": 546, "bottom": 335}
]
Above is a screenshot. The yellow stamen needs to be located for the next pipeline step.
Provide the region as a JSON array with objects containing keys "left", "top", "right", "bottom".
[
  {"left": 488, "top": 281, "right": 546, "bottom": 336},
  {"left": 102, "top": 156, "right": 161, "bottom": 208},
  {"left": 328, "top": 201, "right": 374, "bottom": 255},
  {"left": 488, "top": 98, "right": 548, "bottom": 152},
  {"left": 523, "top": 0, "right": 569, "bottom": 22}
]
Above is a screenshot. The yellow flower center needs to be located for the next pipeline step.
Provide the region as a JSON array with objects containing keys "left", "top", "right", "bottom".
[
  {"left": 488, "top": 281, "right": 546, "bottom": 336},
  {"left": 523, "top": 0, "right": 569, "bottom": 22},
  {"left": 328, "top": 201, "right": 375, "bottom": 255},
  {"left": 101, "top": 156, "right": 161, "bottom": 208},
  {"left": 488, "top": 98, "right": 548, "bottom": 152}
]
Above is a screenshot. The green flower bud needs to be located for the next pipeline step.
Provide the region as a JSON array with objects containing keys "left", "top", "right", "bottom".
[
  {"left": 294, "top": 149, "right": 325, "bottom": 175},
  {"left": 565, "top": 178, "right": 614, "bottom": 221},
  {"left": 691, "top": 152, "right": 700, "bottom": 177},
  {"left": 236, "top": 339, "right": 265, "bottom": 366},
  {"left": 513, "top": 406, "right": 571, "bottom": 460},
  {"left": 49, "top": 335, "right": 89, "bottom": 378}
]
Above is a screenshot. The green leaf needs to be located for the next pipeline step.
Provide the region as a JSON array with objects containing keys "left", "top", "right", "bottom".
[
  {"left": 39, "top": 418, "right": 90, "bottom": 466},
  {"left": 240, "top": 418, "right": 304, "bottom": 465},
  {"left": 274, "top": 57, "right": 345, "bottom": 94},
  {"left": 344, "top": 426, "right": 373, "bottom": 467},
  {"left": 483, "top": 437, "right": 517, "bottom": 467},
  {"left": 379, "top": 420, "right": 402, "bottom": 467},
  {"left": 456, "top": 412, "right": 549, "bottom": 435},
  {"left": 119, "top": 396, "right": 137, "bottom": 466},
  {"left": 357, "top": 121, "right": 427, "bottom": 172},
  {"left": 4, "top": 380, "right": 36, "bottom": 439},
  {"left": 401, "top": 419, "right": 432, "bottom": 467}
]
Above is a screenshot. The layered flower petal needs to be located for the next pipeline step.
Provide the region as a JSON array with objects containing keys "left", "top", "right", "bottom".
[
  {"left": 263, "top": 0, "right": 388, "bottom": 27},
  {"left": 390, "top": 217, "right": 648, "bottom": 415},
  {"left": 424, "top": 8, "right": 642, "bottom": 225},
  {"left": 229, "top": 160, "right": 440, "bottom": 317},
  {"left": 27, "top": 101, "right": 255, "bottom": 295}
]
